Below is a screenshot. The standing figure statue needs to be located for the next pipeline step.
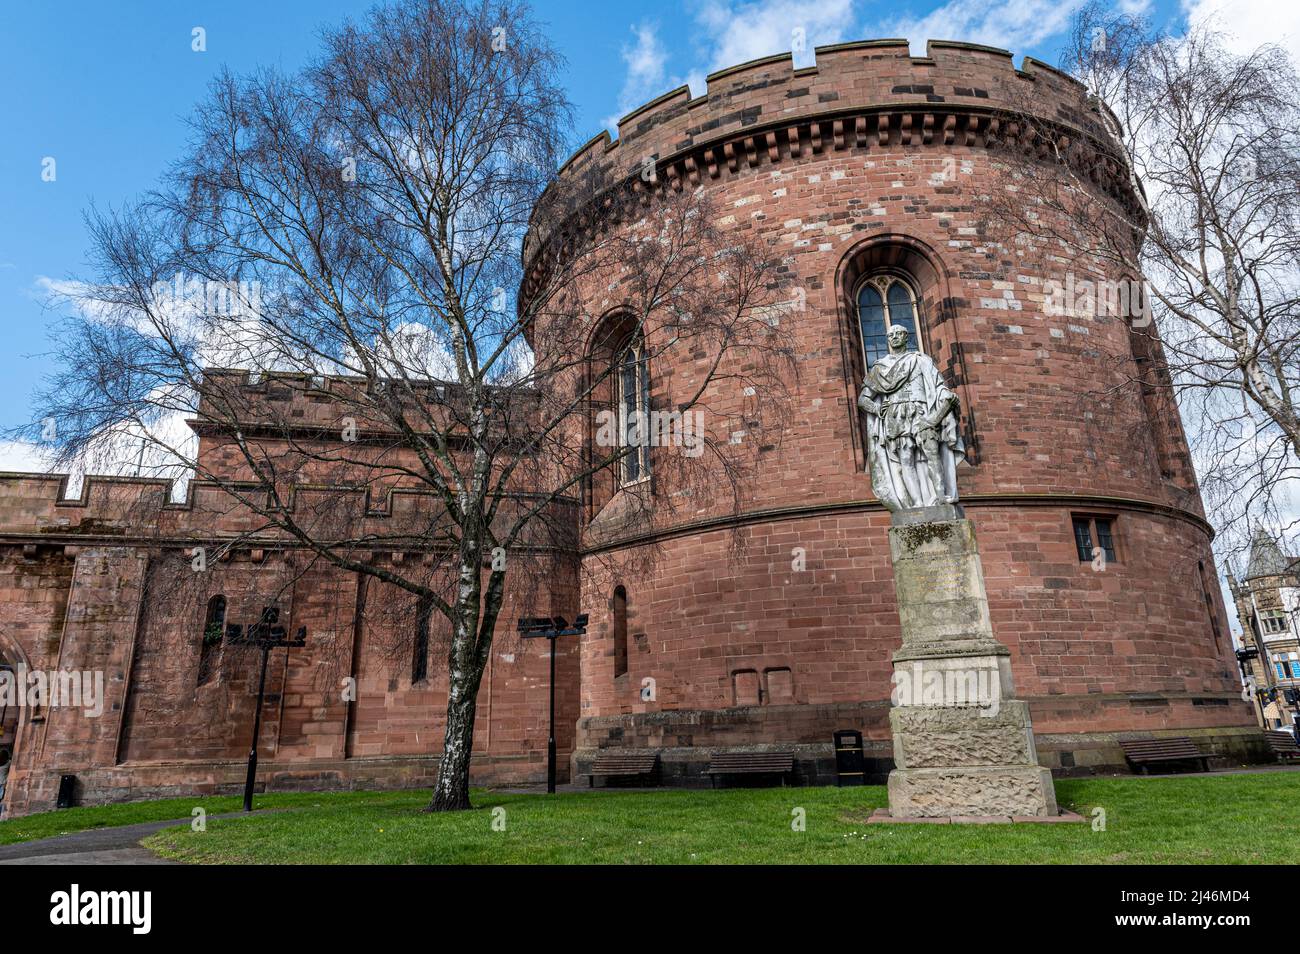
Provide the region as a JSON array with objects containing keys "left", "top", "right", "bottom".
[{"left": 857, "top": 325, "right": 965, "bottom": 512}]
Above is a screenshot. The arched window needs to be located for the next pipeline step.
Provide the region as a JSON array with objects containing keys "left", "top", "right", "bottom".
[
  {"left": 617, "top": 336, "right": 650, "bottom": 485},
  {"left": 198, "top": 595, "right": 226, "bottom": 686},
  {"left": 588, "top": 313, "right": 653, "bottom": 516},
  {"left": 612, "top": 586, "right": 628, "bottom": 678},
  {"left": 856, "top": 274, "right": 922, "bottom": 368}
]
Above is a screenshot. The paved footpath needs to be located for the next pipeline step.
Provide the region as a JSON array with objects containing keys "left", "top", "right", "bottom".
[{"left": 0, "top": 813, "right": 253, "bottom": 865}]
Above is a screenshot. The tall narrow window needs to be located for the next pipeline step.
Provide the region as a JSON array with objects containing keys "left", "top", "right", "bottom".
[
  {"left": 412, "top": 597, "right": 432, "bottom": 684},
  {"left": 612, "top": 586, "right": 628, "bottom": 678},
  {"left": 617, "top": 338, "right": 650, "bottom": 484},
  {"left": 198, "top": 595, "right": 226, "bottom": 686},
  {"left": 857, "top": 274, "right": 921, "bottom": 368}
]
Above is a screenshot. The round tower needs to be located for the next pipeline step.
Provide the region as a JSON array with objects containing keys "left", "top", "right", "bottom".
[{"left": 524, "top": 39, "right": 1260, "bottom": 783}]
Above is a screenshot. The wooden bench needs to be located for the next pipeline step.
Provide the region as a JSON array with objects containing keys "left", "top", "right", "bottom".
[
  {"left": 1265, "top": 730, "right": 1300, "bottom": 762},
  {"left": 588, "top": 752, "right": 659, "bottom": 788},
  {"left": 1120, "top": 737, "right": 1209, "bottom": 774},
  {"left": 704, "top": 751, "right": 795, "bottom": 787}
]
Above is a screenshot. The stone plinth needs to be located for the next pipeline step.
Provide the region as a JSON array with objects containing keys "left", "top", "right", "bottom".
[{"left": 885, "top": 510, "right": 1057, "bottom": 818}]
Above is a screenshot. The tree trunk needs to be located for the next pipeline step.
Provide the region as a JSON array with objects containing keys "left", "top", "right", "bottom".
[{"left": 426, "top": 673, "right": 479, "bottom": 812}]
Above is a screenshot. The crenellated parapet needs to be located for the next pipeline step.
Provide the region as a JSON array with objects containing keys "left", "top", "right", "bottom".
[
  {"left": 193, "top": 368, "right": 539, "bottom": 442},
  {"left": 577, "top": 40, "right": 1104, "bottom": 169},
  {"left": 0, "top": 471, "right": 578, "bottom": 554},
  {"left": 523, "top": 39, "right": 1134, "bottom": 295}
]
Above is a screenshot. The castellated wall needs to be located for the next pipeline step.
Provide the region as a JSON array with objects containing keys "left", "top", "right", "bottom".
[
  {"left": 523, "top": 40, "right": 1260, "bottom": 783},
  {"left": 0, "top": 383, "right": 581, "bottom": 815}
]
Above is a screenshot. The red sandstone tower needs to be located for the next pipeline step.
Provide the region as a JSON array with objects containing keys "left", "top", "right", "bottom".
[
  {"left": 521, "top": 40, "right": 1258, "bottom": 783},
  {"left": 0, "top": 40, "right": 1261, "bottom": 816}
]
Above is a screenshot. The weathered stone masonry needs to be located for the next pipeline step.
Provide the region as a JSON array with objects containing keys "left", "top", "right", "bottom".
[
  {"left": 0, "top": 39, "right": 1264, "bottom": 815},
  {"left": 525, "top": 39, "right": 1261, "bottom": 783},
  {"left": 0, "top": 461, "right": 580, "bottom": 816}
]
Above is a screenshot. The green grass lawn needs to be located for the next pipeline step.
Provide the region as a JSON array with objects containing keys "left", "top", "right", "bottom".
[
  {"left": 108, "top": 772, "right": 1300, "bottom": 864},
  {"left": 0, "top": 791, "right": 349, "bottom": 846}
]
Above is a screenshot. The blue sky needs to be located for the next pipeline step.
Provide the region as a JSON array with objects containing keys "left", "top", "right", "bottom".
[{"left": 0, "top": 0, "right": 1268, "bottom": 450}]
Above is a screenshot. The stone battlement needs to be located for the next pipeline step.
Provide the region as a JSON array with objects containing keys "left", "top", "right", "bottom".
[
  {"left": 521, "top": 38, "right": 1130, "bottom": 282},
  {"left": 0, "top": 472, "right": 577, "bottom": 550},
  {"left": 558, "top": 39, "right": 1108, "bottom": 184},
  {"left": 0, "top": 472, "right": 180, "bottom": 532}
]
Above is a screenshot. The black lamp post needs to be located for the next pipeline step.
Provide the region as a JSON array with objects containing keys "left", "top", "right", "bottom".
[
  {"left": 230, "top": 608, "right": 306, "bottom": 812},
  {"left": 518, "top": 614, "right": 587, "bottom": 793}
]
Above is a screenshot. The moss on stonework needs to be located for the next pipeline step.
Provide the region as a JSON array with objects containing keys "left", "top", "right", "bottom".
[
  {"left": 37, "top": 518, "right": 127, "bottom": 536},
  {"left": 896, "top": 522, "right": 955, "bottom": 550}
]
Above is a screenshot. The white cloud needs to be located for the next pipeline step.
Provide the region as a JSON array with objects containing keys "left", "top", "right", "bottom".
[
  {"left": 0, "top": 440, "right": 54, "bottom": 474},
  {"left": 377, "top": 321, "right": 460, "bottom": 380},
  {"left": 695, "top": 0, "right": 855, "bottom": 71},
  {"left": 72, "top": 405, "right": 197, "bottom": 503},
  {"left": 1117, "top": 0, "right": 1153, "bottom": 15},
  {"left": 32, "top": 276, "right": 117, "bottom": 324},
  {"left": 600, "top": 0, "right": 1300, "bottom": 142},
  {"left": 1183, "top": 0, "right": 1300, "bottom": 66},
  {"left": 625, "top": 22, "right": 670, "bottom": 93},
  {"left": 603, "top": 2, "right": 855, "bottom": 134},
  {"left": 879, "top": 0, "right": 1086, "bottom": 57},
  {"left": 605, "top": 22, "right": 686, "bottom": 133}
]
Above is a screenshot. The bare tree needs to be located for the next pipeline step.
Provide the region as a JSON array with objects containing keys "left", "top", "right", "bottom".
[
  {"left": 984, "top": 2, "right": 1300, "bottom": 557},
  {"left": 23, "top": 0, "right": 792, "bottom": 810}
]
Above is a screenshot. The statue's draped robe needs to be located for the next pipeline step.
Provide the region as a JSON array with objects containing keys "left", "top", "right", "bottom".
[{"left": 860, "top": 351, "right": 964, "bottom": 510}]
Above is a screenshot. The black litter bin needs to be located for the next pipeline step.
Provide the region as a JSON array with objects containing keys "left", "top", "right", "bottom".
[
  {"left": 56, "top": 773, "right": 77, "bottom": 809},
  {"left": 833, "top": 729, "right": 865, "bottom": 786}
]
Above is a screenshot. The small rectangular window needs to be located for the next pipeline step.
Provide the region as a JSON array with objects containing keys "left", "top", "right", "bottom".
[
  {"left": 1071, "top": 517, "right": 1093, "bottom": 561},
  {"left": 1260, "top": 610, "right": 1288, "bottom": 635},
  {"left": 1094, "top": 519, "right": 1116, "bottom": 563},
  {"left": 1072, "top": 515, "right": 1118, "bottom": 563},
  {"left": 198, "top": 594, "right": 227, "bottom": 687}
]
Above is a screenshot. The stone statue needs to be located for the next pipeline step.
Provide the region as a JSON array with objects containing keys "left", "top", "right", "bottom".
[{"left": 856, "top": 325, "right": 964, "bottom": 512}]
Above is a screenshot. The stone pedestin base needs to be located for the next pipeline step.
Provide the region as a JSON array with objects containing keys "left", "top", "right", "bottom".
[
  {"left": 885, "top": 513, "right": 1057, "bottom": 819},
  {"left": 890, "top": 701, "right": 1040, "bottom": 768},
  {"left": 888, "top": 765, "right": 1058, "bottom": 818},
  {"left": 867, "top": 808, "right": 1085, "bottom": 825}
]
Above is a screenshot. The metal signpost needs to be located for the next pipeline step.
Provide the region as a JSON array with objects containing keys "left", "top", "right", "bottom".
[
  {"left": 230, "top": 608, "right": 307, "bottom": 812},
  {"left": 518, "top": 614, "right": 588, "bottom": 793}
]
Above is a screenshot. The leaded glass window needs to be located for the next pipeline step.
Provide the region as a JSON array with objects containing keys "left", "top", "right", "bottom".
[{"left": 857, "top": 275, "right": 921, "bottom": 368}]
